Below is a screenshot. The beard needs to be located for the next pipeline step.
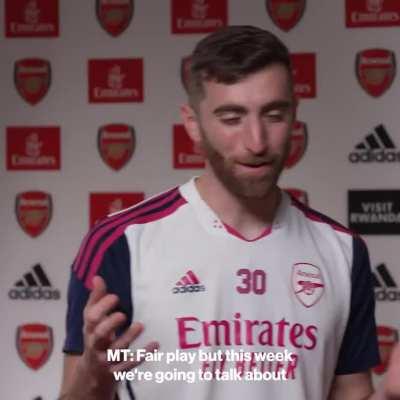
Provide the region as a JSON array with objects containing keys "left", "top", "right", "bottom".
[{"left": 198, "top": 128, "right": 289, "bottom": 199}]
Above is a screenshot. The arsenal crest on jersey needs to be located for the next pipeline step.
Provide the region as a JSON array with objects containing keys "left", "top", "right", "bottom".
[
  {"left": 373, "top": 326, "right": 398, "bottom": 375},
  {"left": 266, "top": 0, "right": 306, "bottom": 31},
  {"left": 16, "top": 191, "right": 52, "bottom": 237},
  {"left": 292, "top": 263, "right": 324, "bottom": 307},
  {"left": 180, "top": 55, "right": 192, "bottom": 93},
  {"left": 16, "top": 323, "right": 53, "bottom": 370},
  {"left": 356, "top": 49, "right": 396, "bottom": 97},
  {"left": 98, "top": 124, "right": 135, "bottom": 170},
  {"left": 14, "top": 58, "right": 51, "bottom": 105},
  {"left": 96, "top": 0, "right": 134, "bottom": 36},
  {"left": 285, "top": 121, "right": 307, "bottom": 169}
]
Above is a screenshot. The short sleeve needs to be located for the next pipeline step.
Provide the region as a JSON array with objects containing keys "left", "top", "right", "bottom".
[
  {"left": 335, "top": 236, "right": 380, "bottom": 374},
  {"left": 63, "top": 233, "right": 133, "bottom": 354}
]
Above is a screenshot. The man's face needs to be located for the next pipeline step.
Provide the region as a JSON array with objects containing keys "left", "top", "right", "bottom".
[{"left": 191, "top": 64, "right": 296, "bottom": 198}]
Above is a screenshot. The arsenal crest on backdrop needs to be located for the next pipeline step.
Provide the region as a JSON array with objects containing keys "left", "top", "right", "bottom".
[
  {"left": 266, "top": 0, "right": 306, "bottom": 31},
  {"left": 98, "top": 123, "right": 135, "bottom": 170},
  {"left": 16, "top": 323, "right": 53, "bottom": 370},
  {"left": 14, "top": 58, "right": 51, "bottom": 105},
  {"left": 96, "top": 0, "right": 133, "bottom": 36},
  {"left": 15, "top": 191, "right": 52, "bottom": 237},
  {"left": 356, "top": 48, "right": 396, "bottom": 97}
]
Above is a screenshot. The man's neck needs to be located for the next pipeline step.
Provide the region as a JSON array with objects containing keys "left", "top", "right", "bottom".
[{"left": 195, "top": 173, "right": 281, "bottom": 241}]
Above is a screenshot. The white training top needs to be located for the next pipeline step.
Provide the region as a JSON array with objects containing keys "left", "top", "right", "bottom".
[{"left": 65, "top": 178, "right": 379, "bottom": 400}]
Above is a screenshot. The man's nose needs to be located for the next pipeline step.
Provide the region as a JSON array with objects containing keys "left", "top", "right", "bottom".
[{"left": 243, "top": 119, "right": 268, "bottom": 155}]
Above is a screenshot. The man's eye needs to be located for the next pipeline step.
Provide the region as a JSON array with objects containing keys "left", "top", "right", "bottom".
[
  {"left": 220, "top": 116, "right": 241, "bottom": 125},
  {"left": 266, "top": 111, "right": 285, "bottom": 122}
]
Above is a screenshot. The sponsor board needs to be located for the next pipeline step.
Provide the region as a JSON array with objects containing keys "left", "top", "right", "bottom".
[
  {"left": 285, "top": 121, "right": 308, "bottom": 168},
  {"left": 173, "top": 125, "right": 205, "bottom": 169},
  {"left": 290, "top": 53, "right": 316, "bottom": 99},
  {"left": 15, "top": 191, "right": 52, "bottom": 237},
  {"left": 348, "top": 124, "right": 400, "bottom": 163},
  {"left": 88, "top": 58, "right": 144, "bottom": 103},
  {"left": 5, "top": 0, "right": 59, "bottom": 37},
  {"left": 356, "top": 49, "right": 396, "bottom": 97},
  {"left": 14, "top": 58, "right": 51, "bottom": 105},
  {"left": 89, "top": 192, "right": 144, "bottom": 227},
  {"left": 266, "top": 0, "right": 306, "bottom": 31},
  {"left": 6, "top": 126, "right": 60, "bottom": 170},
  {"left": 346, "top": 0, "right": 400, "bottom": 28},
  {"left": 98, "top": 123, "right": 135, "bottom": 170},
  {"left": 171, "top": 0, "right": 227, "bottom": 34},
  {"left": 348, "top": 190, "right": 400, "bottom": 234},
  {"left": 16, "top": 323, "right": 53, "bottom": 370},
  {"left": 96, "top": 0, "right": 133, "bottom": 36}
]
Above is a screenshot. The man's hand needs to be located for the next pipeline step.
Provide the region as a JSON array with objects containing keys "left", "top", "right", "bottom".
[
  {"left": 64, "top": 275, "right": 158, "bottom": 400},
  {"left": 384, "top": 343, "right": 400, "bottom": 399}
]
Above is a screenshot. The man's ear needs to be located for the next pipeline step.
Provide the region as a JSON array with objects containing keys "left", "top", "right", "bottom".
[
  {"left": 180, "top": 103, "right": 202, "bottom": 143},
  {"left": 292, "top": 96, "right": 299, "bottom": 126}
]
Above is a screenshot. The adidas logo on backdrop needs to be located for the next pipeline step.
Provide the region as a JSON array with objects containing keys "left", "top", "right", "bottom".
[
  {"left": 373, "top": 263, "right": 400, "bottom": 302},
  {"left": 9, "top": 263, "right": 60, "bottom": 300},
  {"left": 349, "top": 124, "right": 400, "bottom": 163},
  {"left": 172, "top": 270, "right": 205, "bottom": 294}
]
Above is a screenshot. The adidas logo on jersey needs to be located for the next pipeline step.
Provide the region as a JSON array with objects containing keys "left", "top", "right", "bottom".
[
  {"left": 373, "top": 263, "right": 400, "bottom": 302},
  {"left": 349, "top": 124, "right": 400, "bottom": 163},
  {"left": 8, "top": 263, "right": 60, "bottom": 300},
  {"left": 172, "top": 270, "right": 205, "bottom": 294}
]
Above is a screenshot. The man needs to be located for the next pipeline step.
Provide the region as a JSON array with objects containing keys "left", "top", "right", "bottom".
[{"left": 60, "top": 26, "right": 399, "bottom": 400}]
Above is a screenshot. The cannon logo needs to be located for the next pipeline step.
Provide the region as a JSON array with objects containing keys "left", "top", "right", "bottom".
[
  {"left": 96, "top": 0, "right": 133, "bottom": 36},
  {"left": 285, "top": 121, "right": 308, "bottom": 168},
  {"left": 266, "top": 0, "right": 306, "bottom": 31},
  {"left": 373, "top": 326, "right": 398, "bottom": 375},
  {"left": 291, "top": 53, "right": 316, "bottom": 99},
  {"left": 14, "top": 58, "right": 51, "bottom": 105},
  {"left": 356, "top": 49, "right": 396, "bottom": 97},
  {"left": 16, "top": 191, "right": 52, "bottom": 237},
  {"left": 171, "top": 0, "right": 227, "bottom": 34},
  {"left": 5, "top": 0, "right": 59, "bottom": 37},
  {"left": 16, "top": 323, "right": 53, "bottom": 370},
  {"left": 173, "top": 125, "right": 205, "bottom": 169},
  {"left": 98, "top": 124, "right": 135, "bottom": 170},
  {"left": 292, "top": 263, "right": 324, "bottom": 307},
  {"left": 346, "top": 0, "right": 400, "bottom": 28}
]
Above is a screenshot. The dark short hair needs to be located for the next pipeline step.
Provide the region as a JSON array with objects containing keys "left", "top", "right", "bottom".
[{"left": 186, "top": 25, "right": 292, "bottom": 104}]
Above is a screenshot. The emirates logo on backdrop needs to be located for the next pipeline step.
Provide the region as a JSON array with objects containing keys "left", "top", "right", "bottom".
[
  {"left": 96, "top": 0, "right": 134, "bottom": 36},
  {"left": 14, "top": 58, "right": 51, "bottom": 105},
  {"left": 7, "top": 126, "right": 60, "bottom": 170},
  {"left": 290, "top": 53, "right": 316, "bottom": 99},
  {"left": 15, "top": 191, "right": 52, "bottom": 237},
  {"left": 171, "top": 0, "right": 228, "bottom": 34},
  {"left": 266, "top": 0, "right": 306, "bottom": 31},
  {"left": 373, "top": 326, "right": 398, "bottom": 375},
  {"left": 88, "top": 59, "right": 144, "bottom": 103},
  {"left": 346, "top": 0, "right": 400, "bottom": 27},
  {"left": 89, "top": 192, "right": 144, "bottom": 227},
  {"left": 173, "top": 125, "right": 205, "bottom": 169},
  {"left": 285, "top": 121, "right": 308, "bottom": 169},
  {"left": 98, "top": 123, "right": 135, "bottom": 170},
  {"left": 5, "top": 0, "right": 59, "bottom": 37},
  {"left": 356, "top": 49, "right": 396, "bottom": 97}
]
